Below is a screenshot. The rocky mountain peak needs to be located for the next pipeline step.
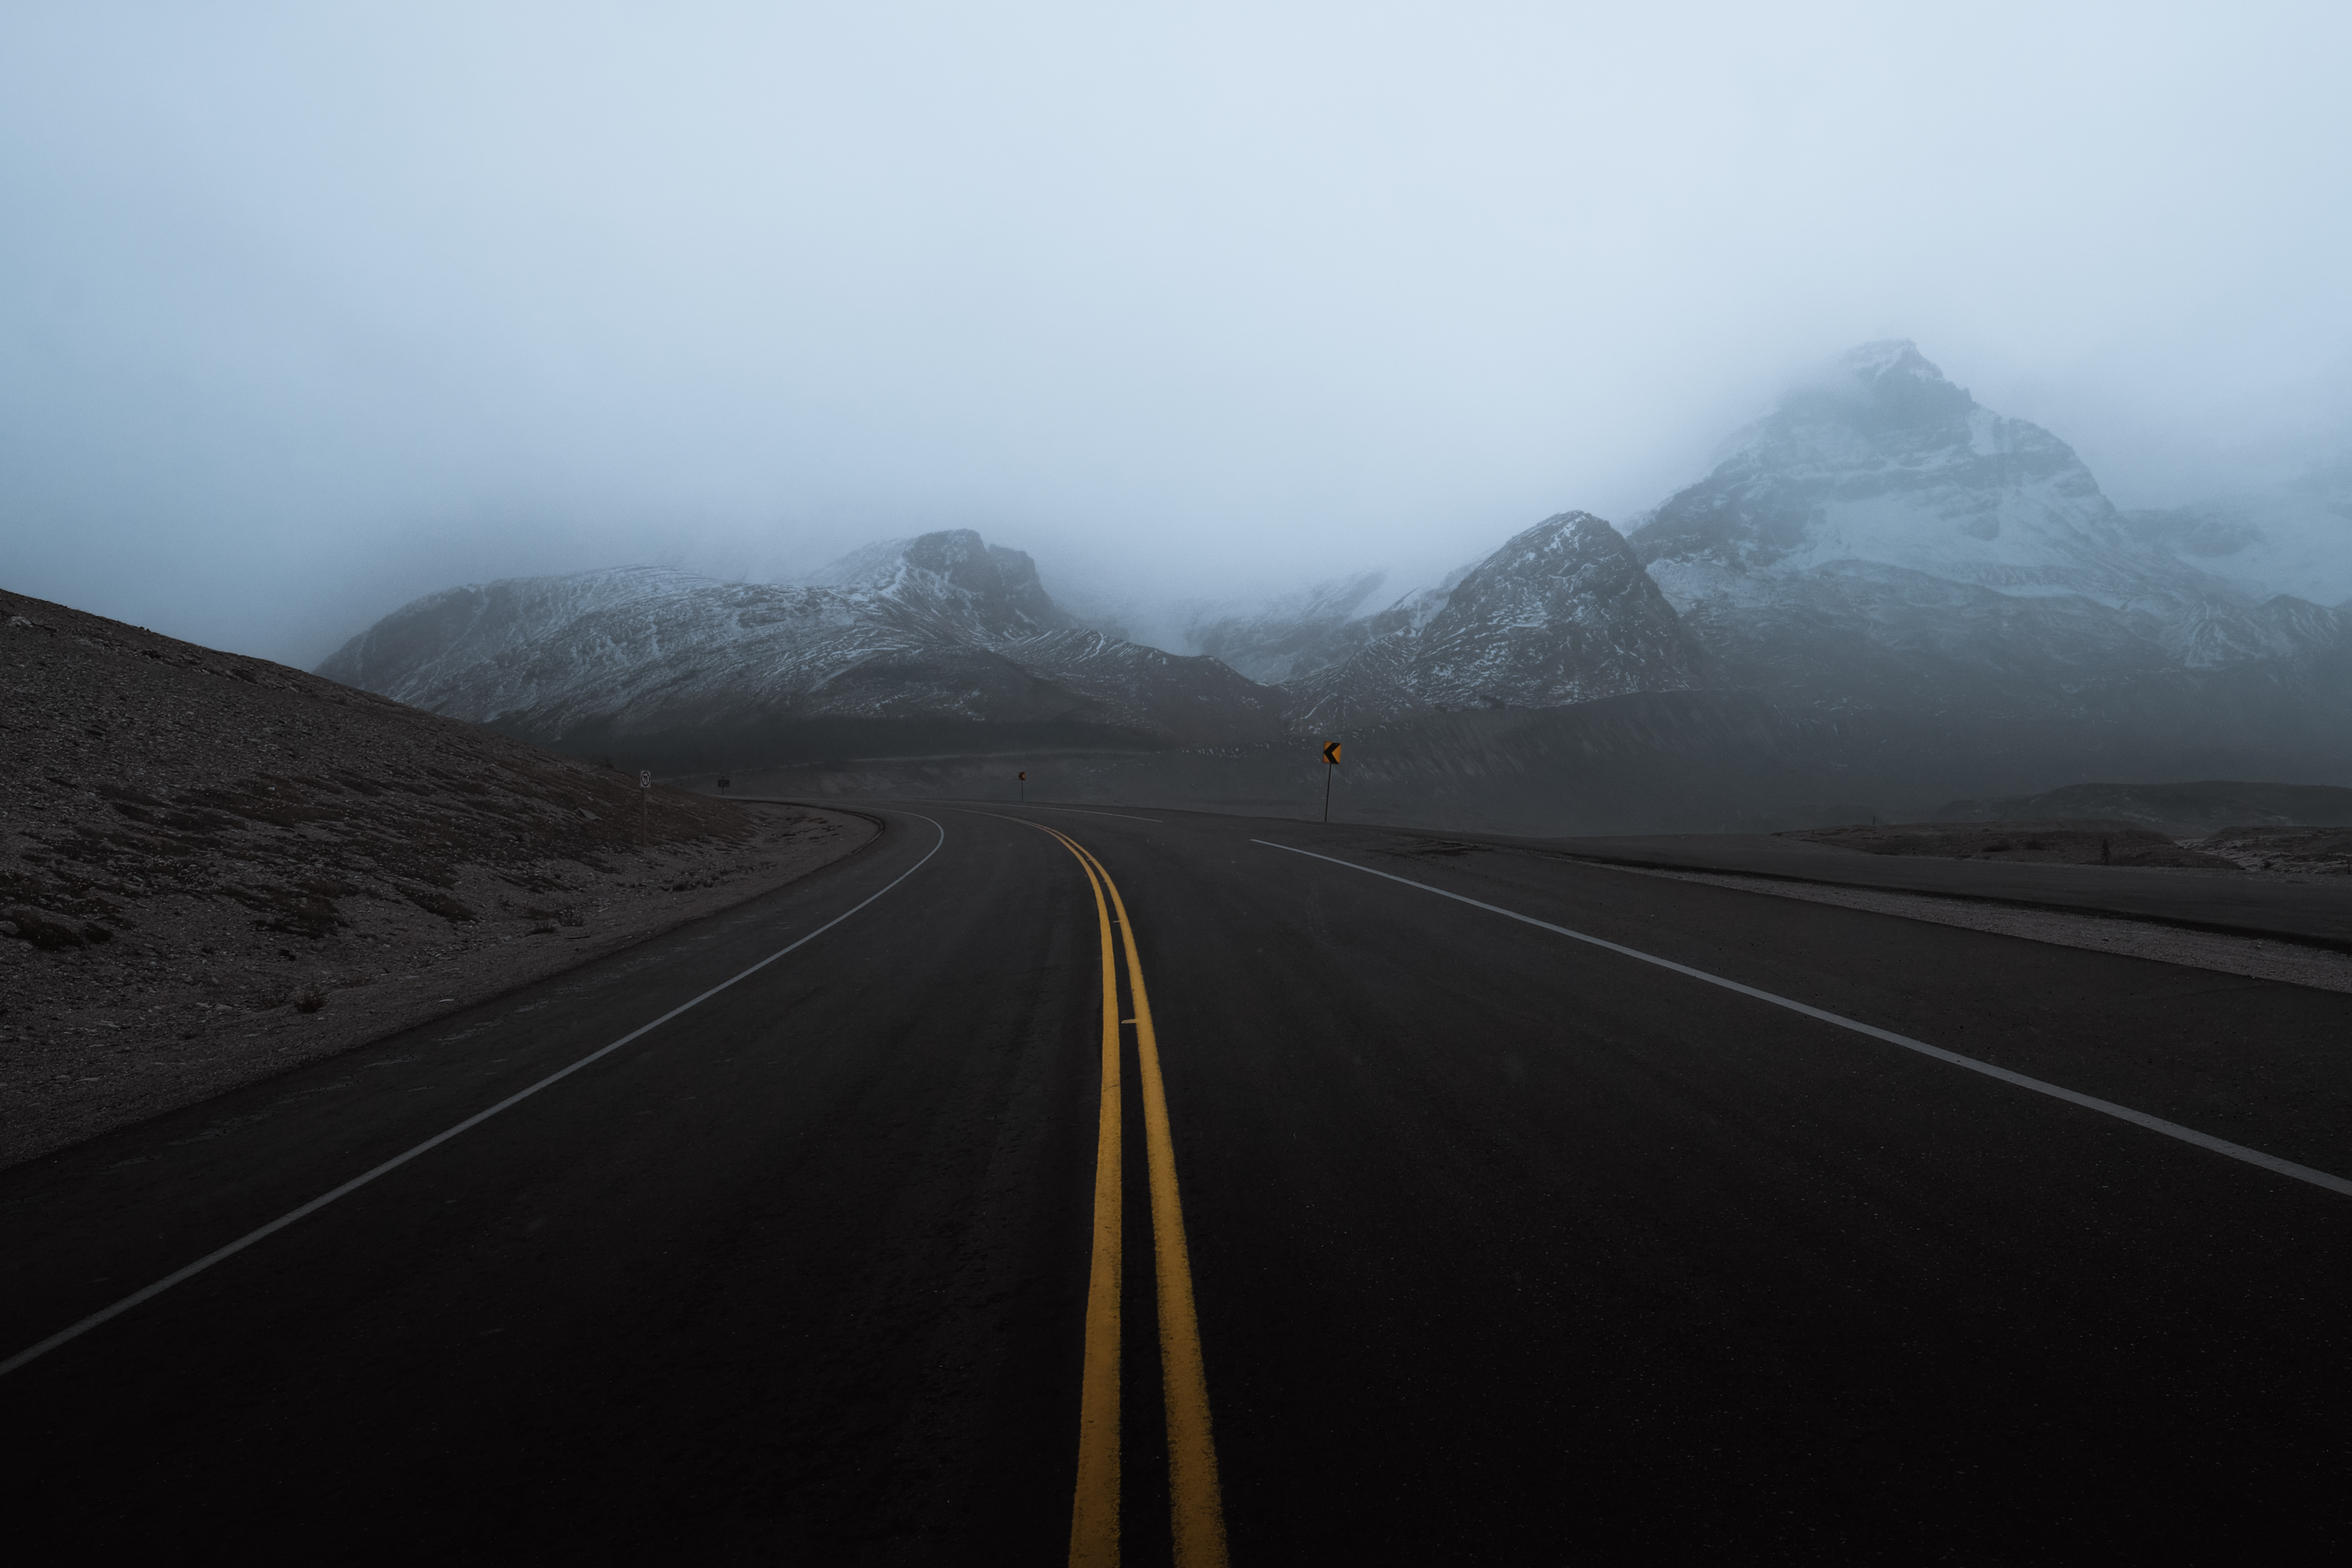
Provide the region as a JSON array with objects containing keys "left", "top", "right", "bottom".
[
  {"left": 1426, "top": 513, "right": 1654, "bottom": 637},
  {"left": 1841, "top": 337, "right": 1954, "bottom": 385},
  {"left": 1412, "top": 513, "right": 1699, "bottom": 709},
  {"left": 1284, "top": 510, "right": 1703, "bottom": 727},
  {"left": 809, "top": 528, "right": 1071, "bottom": 640},
  {"left": 1816, "top": 338, "right": 1977, "bottom": 432},
  {"left": 1631, "top": 340, "right": 2192, "bottom": 611}
]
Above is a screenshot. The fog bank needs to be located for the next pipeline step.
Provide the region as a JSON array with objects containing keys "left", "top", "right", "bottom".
[{"left": 3, "top": 1, "right": 2348, "bottom": 664}]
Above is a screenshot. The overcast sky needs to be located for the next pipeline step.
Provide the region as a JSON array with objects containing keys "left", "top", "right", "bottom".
[{"left": 4, "top": 1, "right": 2350, "bottom": 665}]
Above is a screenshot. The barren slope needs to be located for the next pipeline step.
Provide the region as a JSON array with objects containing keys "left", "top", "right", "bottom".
[{"left": 1, "top": 587, "right": 872, "bottom": 1167}]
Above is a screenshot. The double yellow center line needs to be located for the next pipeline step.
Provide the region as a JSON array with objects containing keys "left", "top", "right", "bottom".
[{"left": 1025, "top": 822, "right": 1227, "bottom": 1568}]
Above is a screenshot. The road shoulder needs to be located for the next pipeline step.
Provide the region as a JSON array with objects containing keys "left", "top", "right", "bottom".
[{"left": 0, "top": 804, "right": 878, "bottom": 1169}]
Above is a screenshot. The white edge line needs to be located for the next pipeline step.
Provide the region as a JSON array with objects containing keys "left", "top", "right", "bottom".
[
  {"left": 1251, "top": 838, "right": 2352, "bottom": 1201},
  {"left": 0, "top": 814, "right": 950, "bottom": 1381}
]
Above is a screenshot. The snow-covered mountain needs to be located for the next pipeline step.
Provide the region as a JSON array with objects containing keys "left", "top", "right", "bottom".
[
  {"left": 315, "top": 343, "right": 2352, "bottom": 813},
  {"left": 1286, "top": 512, "right": 1703, "bottom": 728},
  {"left": 318, "top": 531, "right": 1285, "bottom": 759},
  {"left": 1624, "top": 342, "right": 2348, "bottom": 709},
  {"left": 1637, "top": 341, "right": 2190, "bottom": 609}
]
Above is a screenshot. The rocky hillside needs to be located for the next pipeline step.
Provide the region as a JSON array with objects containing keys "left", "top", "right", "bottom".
[
  {"left": 320, "top": 530, "right": 1288, "bottom": 766},
  {"left": 1, "top": 586, "right": 865, "bottom": 1166}
]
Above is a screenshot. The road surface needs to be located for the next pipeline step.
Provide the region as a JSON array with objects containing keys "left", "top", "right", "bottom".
[{"left": 7, "top": 804, "right": 2351, "bottom": 1561}]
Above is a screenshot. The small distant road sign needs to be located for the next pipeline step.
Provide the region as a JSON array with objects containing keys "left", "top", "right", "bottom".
[
  {"left": 639, "top": 769, "right": 651, "bottom": 789},
  {"left": 717, "top": 777, "right": 731, "bottom": 791},
  {"left": 1321, "top": 742, "right": 1342, "bottom": 764},
  {"left": 1319, "top": 741, "right": 1342, "bottom": 822},
  {"left": 1018, "top": 771, "right": 1028, "bottom": 780}
]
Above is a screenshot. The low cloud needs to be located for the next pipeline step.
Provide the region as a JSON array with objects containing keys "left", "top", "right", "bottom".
[{"left": 4, "top": 1, "right": 2348, "bottom": 664}]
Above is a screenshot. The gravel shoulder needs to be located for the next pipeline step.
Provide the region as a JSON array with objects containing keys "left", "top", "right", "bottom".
[
  {"left": 0, "top": 804, "right": 875, "bottom": 1168},
  {"left": 1591, "top": 860, "right": 2352, "bottom": 995}
]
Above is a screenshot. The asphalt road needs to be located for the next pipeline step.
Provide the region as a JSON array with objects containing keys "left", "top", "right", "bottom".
[{"left": 7, "top": 803, "right": 2352, "bottom": 1561}]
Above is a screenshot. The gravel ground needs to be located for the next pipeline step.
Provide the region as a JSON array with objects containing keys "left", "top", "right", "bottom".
[
  {"left": 1, "top": 587, "right": 876, "bottom": 1168},
  {"left": 1593, "top": 861, "right": 2352, "bottom": 995},
  {"left": 2181, "top": 824, "right": 2352, "bottom": 877},
  {"left": 1779, "top": 819, "right": 2238, "bottom": 869}
]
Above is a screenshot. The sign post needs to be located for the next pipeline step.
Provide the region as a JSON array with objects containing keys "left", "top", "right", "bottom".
[
  {"left": 1320, "top": 741, "right": 1341, "bottom": 823},
  {"left": 1018, "top": 769, "right": 1027, "bottom": 804},
  {"left": 639, "top": 769, "right": 651, "bottom": 848}
]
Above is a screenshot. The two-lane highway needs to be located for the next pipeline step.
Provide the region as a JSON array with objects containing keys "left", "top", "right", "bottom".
[{"left": 7, "top": 803, "right": 2352, "bottom": 1560}]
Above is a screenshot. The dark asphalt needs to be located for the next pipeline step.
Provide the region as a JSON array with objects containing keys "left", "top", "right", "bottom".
[{"left": 6, "top": 803, "right": 2352, "bottom": 1561}]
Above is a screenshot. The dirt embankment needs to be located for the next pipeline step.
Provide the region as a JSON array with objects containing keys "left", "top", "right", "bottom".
[
  {"left": 1779, "top": 819, "right": 2237, "bottom": 870},
  {"left": 1, "top": 588, "right": 873, "bottom": 1169}
]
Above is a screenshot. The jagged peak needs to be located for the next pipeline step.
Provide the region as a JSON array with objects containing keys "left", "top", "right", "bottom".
[
  {"left": 1482, "top": 510, "right": 1629, "bottom": 563},
  {"left": 804, "top": 528, "right": 1069, "bottom": 638},
  {"left": 808, "top": 529, "right": 1005, "bottom": 588},
  {"left": 1838, "top": 338, "right": 1947, "bottom": 385},
  {"left": 1428, "top": 512, "right": 1660, "bottom": 633}
]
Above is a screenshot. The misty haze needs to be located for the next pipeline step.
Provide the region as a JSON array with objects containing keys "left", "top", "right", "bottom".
[{"left": 7, "top": 4, "right": 2352, "bottom": 1561}]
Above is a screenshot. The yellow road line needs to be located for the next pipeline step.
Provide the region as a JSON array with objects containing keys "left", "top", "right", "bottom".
[
  {"left": 1032, "top": 828, "right": 1124, "bottom": 1568},
  {"left": 1060, "top": 833, "right": 1229, "bottom": 1568}
]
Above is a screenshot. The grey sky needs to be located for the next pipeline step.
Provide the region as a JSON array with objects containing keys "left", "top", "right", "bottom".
[{"left": 4, "top": 1, "right": 2349, "bottom": 666}]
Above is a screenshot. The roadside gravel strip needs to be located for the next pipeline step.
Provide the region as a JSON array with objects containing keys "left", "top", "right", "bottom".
[
  {"left": 1, "top": 807, "right": 876, "bottom": 1168},
  {"left": 1593, "top": 859, "right": 2352, "bottom": 995}
]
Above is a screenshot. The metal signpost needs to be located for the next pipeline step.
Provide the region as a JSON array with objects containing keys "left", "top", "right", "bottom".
[
  {"left": 1018, "top": 769, "right": 1027, "bottom": 804},
  {"left": 639, "top": 769, "right": 651, "bottom": 848},
  {"left": 1320, "top": 741, "right": 1341, "bottom": 822}
]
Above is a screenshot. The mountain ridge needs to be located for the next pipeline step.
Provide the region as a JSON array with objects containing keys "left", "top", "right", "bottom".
[
  {"left": 318, "top": 532, "right": 1287, "bottom": 761},
  {"left": 313, "top": 343, "right": 2352, "bottom": 819}
]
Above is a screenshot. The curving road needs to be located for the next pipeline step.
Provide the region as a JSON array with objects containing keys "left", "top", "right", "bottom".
[{"left": 7, "top": 803, "right": 2352, "bottom": 1561}]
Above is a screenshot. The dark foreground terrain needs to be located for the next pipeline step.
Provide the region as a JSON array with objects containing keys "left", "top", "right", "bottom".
[
  {"left": 6, "top": 803, "right": 2351, "bottom": 1561},
  {"left": 1, "top": 588, "right": 871, "bottom": 1165}
]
